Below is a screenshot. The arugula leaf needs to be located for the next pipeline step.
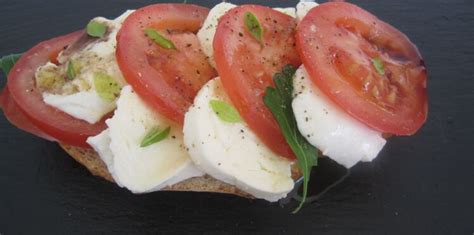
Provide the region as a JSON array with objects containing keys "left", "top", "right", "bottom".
[
  {"left": 244, "top": 12, "right": 263, "bottom": 43},
  {"left": 372, "top": 57, "right": 385, "bottom": 76},
  {"left": 0, "top": 53, "right": 22, "bottom": 77},
  {"left": 263, "top": 64, "right": 318, "bottom": 213},
  {"left": 144, "top": 28, "right": 176, "bottom": 50},
  {"left": 141, "top": 126, "right": 171, "bottom": 147},
  {"left": 210, "top": 100, "right": 242, "bottom": 123},
  {"left": 87, "top": 21, "right": 107, "bottom": 38}
]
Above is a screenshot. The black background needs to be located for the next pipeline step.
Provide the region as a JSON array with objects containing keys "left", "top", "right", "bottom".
[{"left": 1, "top": 0, "right": 473, "bottom": 234}]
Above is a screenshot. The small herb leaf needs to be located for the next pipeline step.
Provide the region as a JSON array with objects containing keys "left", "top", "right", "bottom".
[
  {"left": 263, "top": 64, "right": 318, "bottom": 213},
  {"left": 144, "top": 28, "right": 176, "bottom": 49},
  {"left": 66, "top": 60, "right": 76, "bottom": 80},
  {"left": 86, "top": 21, "right": 107, "bottom": 38},
  {"left": 141, "top": 126, "right": 171, "bottom": 147},
  {"left": 93, "top": 72, "right": 121, "bottom": 102},
  {"left": 0, "top": 53, "right": 22, "bottom": 77},
  {"left": 210, "top": 100, "right": 242, "bottom": 123},
  {"left": 372, "top": 57, "right": 385, "bottom": 76},
  {"left": 244, "top": 12, "right": 263, "bottom": 43}
]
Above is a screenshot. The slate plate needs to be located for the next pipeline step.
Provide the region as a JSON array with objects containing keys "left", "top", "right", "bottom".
[{"left": 0, "top": 0, "right": 473, "bottom": 234}]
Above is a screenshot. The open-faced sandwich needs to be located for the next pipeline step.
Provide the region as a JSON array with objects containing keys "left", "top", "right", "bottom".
[{"left": 0, "top": 1, "right": 427, "bottom": 212}]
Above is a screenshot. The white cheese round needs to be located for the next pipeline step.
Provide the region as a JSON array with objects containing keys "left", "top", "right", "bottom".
[
  {"left": 292, "top": 66, "right": 386, "bottom": 168},
  {"left": 43, "top": 91, "right": 115, "bottom": 124},
  {"left": 197, "top": 2, "right": 236, "bottom": 68},
  {"left": 296, "top": 1, "right": 319, "bottom": 22},
  {"left": 40, "top": 11, "right": 134, "bottom": 124},
  {"left": 183, "top": 78, "right": 294, "bottom": 202},
  {"left": 88, "top": 86, "right": 204, "bottom": 193},
  {"left": 274, "top": 7, "right": 297, "bottom": 18},
  {"left": 87, "top": 129, "right": 123, "bottom": 187}
]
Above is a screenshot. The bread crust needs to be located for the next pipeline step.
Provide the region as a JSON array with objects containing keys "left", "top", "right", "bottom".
[{"left": 60, "top": 144, "right": 301, "bottom": 198}]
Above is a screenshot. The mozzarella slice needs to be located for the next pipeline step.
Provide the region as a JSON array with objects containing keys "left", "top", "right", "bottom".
[
  {"left": 87, "top": 129, "right": 123, "bottom": 187},
  {"left": 292, "top": 66, "right": 386, "bottom": 168},
  {"left": 87, "top": 86, "right": 204, "bottom": 193},
  {"left": 197, "top": 2, "right": 236, "bottom": 68},
  {"left": 274, "top": 7, "right": 296, "bottom": 18},
  {"left": 43, "top": 91, "right": 115, "bottom": 124},
  {"left": 296, "top": 1, "right": 319, "bottom": 22},
  {"left": 40, "top": 11, "right": 134, "bottom": 124},
  {"left": 183, "top": 78, "right": 294, "bottom": 202}
]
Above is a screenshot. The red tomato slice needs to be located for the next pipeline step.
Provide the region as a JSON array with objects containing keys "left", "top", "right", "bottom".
[
  {"left": 1, "top": 88, "right": 55, "bottom": 141},
  {"left": 7, "top": 31, "right": 107, "bottom": 147},
  {"left": 116, "top": 4, "right": 216, "bottom": 125},
  {"left": 214, "top": 5, "right": 301, "bottom": 160},
  {"left": 296, "top": 2, "right": 428, "bottom": 135}
]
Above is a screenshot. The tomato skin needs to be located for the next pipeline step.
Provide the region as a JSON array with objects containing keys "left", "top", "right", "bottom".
[
  {"left": 116, "top": 4, "right": 215, "bottom": 125},
  {"left": 0, "top": 88, "right": 55, "bottom": 141},
  {"left": 214, "top": 5, "right": 301, "bottom": 160},
  {"left": 7, "top": 31, "right": 107, "bottom": 147},
  {"left": 296, "top": 2, "right": 428, "bottom": 135}
]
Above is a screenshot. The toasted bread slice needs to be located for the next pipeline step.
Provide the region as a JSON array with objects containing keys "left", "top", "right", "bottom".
[{"left": 60, "top": 144, "right": 301, "bottom": 198}]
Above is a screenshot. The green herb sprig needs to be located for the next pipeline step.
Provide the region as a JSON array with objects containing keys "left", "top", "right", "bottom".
[
  {"left": 93, "top": 72, "right": 121, "bottom": 102},
  {"left": 372, "top": 57, "right": 385, "bottom": 76},
  {"left": 66, "top": 60, "right": 77, "bottom": 80},
  {"left": 244, "top": 12, "right": 263, "bottom": 43},
  {"left": 144, "top": 28, "right": 176, "bottom": 50},
  {"left": 263, "top": 64, "right": 318, "bottom": 213},
  {"left": 141, "top": 126, "right": 171, "bottom": 147},
  {"left": 210, "top": 100, "right": 242, "bottom": 123},
  {"left": 86, "top": 21, "right": 107, "bottom": 38}
]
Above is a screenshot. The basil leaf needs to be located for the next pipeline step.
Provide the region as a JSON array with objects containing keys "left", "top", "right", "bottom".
[
  {"left": 141, "top": 126, "right": 171, "bottom": 147},
  {"left": 210, "top": 100, "right": 242, "bottom": 123},
  {"left": 263, "top": 64, "right": 318, "bottom": 213},
  {"left": 372, "top": 57, "right": 385, "bottom": 76},
  {"left": 0, "top": 53, "right": 22, "bottom": 77},
  {"left": 144, "top": 28, "right": 176, "bottom": 50},
  {"left": 244, "top": 12, "right": 263, "bottom": 43},
  {"left": 86, "top": 21, "right": 107, "bottom": 38},
  {"left": 93, "top": 72, "right": 121, "bottom": 102},
  {"left": 66, "top": 60, "right": 77, "bottom": 80}
]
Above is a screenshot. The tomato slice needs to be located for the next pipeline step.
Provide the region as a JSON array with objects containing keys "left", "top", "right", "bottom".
[
  {"left": 116, "top": 4, "right": 216, "bottom": 125},
  {"left": 0, "top": 88, "right": 55, "bottom": 141},
  {"left": 214, "top": 5, "right": 301, "bottom": 159},
  {"left": 7, "top": 31, "right": 107, "bottom": 147},
  {"left": 296, "top": 2, "right": 428, "bottom": 135}
]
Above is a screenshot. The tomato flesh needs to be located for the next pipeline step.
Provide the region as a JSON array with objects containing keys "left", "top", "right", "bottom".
[
  {"left": 214, "top": 5, "right": 301, "bottom": 159},
  {"left": 7, "top": 31, "right": 107, "bottom": 147},
  {"left": 116, "top": 4, "right": 215, "bottom": 125},
  {"left": 0, "top": 88, "right": 55, "bottom": 141},
  {"left": 296, "top": 2, "right": 428, "bottom": 135}
]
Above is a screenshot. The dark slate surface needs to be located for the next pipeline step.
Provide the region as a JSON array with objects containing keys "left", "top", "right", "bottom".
[{"left": 0, "top": 0, "right": 473, "bottom": 234}]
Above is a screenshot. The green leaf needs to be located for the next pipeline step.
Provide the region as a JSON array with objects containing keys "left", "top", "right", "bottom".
[
  {"left": 66, "top": 60, "right": 77, "bottom": 80},
  {"left": 144, "top": 28, "right": 176, "bottom": 50},
  {"left": 263, "top": 64, "right": 318, "bottom": 213},
  {"left": 141, "top": 126, "right": 171, "bottom": 147},
  {"left": 0, "top": 53, "right": 22, "bottom": 77},
  {"left": 93, "top": 72, "right": 121, "bottom": 102},
  {"left": 86, "top": 21, "right": 107, "bottom": 38},
  {"left": 244, "top": 12, "right": 263, "bottom": 43},
  {"left": 210, "top": 100, "right": 242, "bottom": 123},
  {"left": 372, "top": 57, "right": 385, "bottom": 76}
]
